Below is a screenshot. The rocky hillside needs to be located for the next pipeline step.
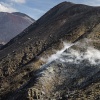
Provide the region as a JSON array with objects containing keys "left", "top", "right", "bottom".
[
  {"left": 0, "top": 12, "right": 35, "bottom": 44},
  {"left": 0, "top": 1, "right": 100, "bottom": 100}
]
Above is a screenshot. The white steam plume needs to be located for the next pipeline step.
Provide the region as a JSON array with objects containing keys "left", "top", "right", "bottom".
[
  {"left": 60, "top": 47, "right": 100, "bottom": 65},
  {"left": 45, "top": 42, "right": 73, "bottom": 63},
  {"left": 42, "top": 42, "right": 100, "bottom": 65}
]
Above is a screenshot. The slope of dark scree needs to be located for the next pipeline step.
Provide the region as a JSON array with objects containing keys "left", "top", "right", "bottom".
[{"left": 0, "top": 1, "right": 100, "bottom": 100}]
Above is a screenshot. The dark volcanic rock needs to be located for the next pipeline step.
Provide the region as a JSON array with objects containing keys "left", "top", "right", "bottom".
[
  {"left": 0, "top": 44, "right": 3, "bottom": 49},
  {"left": 0, "top": 1, "right": 100, "bottom": 100}
]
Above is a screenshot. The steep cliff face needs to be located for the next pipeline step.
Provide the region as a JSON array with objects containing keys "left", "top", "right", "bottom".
[
  {"left": 0, "top": 2, "right": 100, "bottom": 100},
  {"left": 0, "top": 12, "right": 35, "bottom": 44}
]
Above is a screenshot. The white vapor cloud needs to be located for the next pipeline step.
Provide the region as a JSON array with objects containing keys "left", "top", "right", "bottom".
[
  {"left": 11, "top": 0, "right": 26, "bottom": 4},
  {"left": 59, "top": 47, "right": 100, "bottom": 65},
  {"left": 42, "top": 41, "right": 100, "bottom": 65},
  {"left": 0, "top": 2, "right": 17, "bottom": 13},
  {"left": 80, "top": 0, "right": 100, "bottom": 6},
  {"left": 47, "top": 42, "right": 73, "bottom": 63},
  {"left": 41, "top": 42, "right": 73, "bottom": 63}
]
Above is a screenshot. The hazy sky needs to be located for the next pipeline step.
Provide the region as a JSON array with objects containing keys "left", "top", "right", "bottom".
[{"left": 0, "top": 0, "right": 100, "bottom": 20}]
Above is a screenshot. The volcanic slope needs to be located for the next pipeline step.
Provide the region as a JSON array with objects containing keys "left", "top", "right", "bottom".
[
  {"left": 0, "top": 1, "right": 100, "bottom": 100},
  {"left": 0, "top": 12, "right": 35, "bottom": 44}
]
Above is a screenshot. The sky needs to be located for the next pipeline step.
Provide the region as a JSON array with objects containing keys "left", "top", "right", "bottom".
[{"left": 0, "top": 0, "right": 100, "bottom": 20}]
